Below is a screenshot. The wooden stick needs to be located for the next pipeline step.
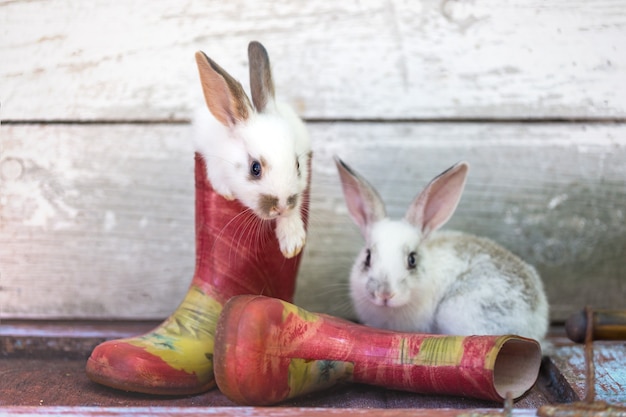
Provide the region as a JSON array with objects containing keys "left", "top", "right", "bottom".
[
  {"left": 584, "top": 306, "right": 596, "bottom": 403},
  {"left": 565, "top": 308, "right": 626, "bottom": 343}
]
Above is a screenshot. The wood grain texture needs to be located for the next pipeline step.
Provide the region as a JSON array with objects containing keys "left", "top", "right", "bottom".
[
  {"left": 548, "top": 342, "right": 626, "bottom": 404},
  {"left": 0, "top": 324, "right": 584, "bottom": 410},
  {"left": 0, "top": 323, "right": 620, "bottom": 411},
  {"left": 0, "top": 124, "right": 195, "bottom": 318},
  {"left": 1, "top": 0, "right": 625, "bottom": 120},
  {"left": 0, "top": 407, "right": 540, "bottom": 417},
  {"left": 1, "top": 123, "right": 625, "bottom": 321}
]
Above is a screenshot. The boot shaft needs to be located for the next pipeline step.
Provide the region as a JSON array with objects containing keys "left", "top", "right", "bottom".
[{"left": 193, "top": 153, "right": 310, "bottom": 303}]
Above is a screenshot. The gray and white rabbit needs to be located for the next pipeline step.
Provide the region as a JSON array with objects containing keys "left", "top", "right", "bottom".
[
  {"left": 335, "top": 157, "right": 549, "bottom": 342},
  {"left": 193, "top": 41, "right": 311, "bottom": 258}
]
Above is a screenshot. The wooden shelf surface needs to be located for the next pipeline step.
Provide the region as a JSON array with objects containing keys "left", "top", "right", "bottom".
[{"left": 2, "top": 321, "right": 625, "bottom": 415}]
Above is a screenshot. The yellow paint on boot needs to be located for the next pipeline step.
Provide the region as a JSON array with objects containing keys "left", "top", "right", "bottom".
[
  {"left": 127, "top": 286, "right": 223, "bottom": 377},
  {"left": 280, "top": 299, "right": 320, "bottom": 324},
  {"left": 287, "top": 358, "right": 354, "bottom": 399},
  {"left": 414, "top": 336, "right": 465, "bottom": 367}
]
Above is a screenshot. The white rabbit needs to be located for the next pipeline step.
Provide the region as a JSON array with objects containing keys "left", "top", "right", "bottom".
[
  {"left": 193, "top": 41, "right": 311, "bottom": 258},
  {"left": 335, "top": 157, "right": 549, "bottom": 343}
]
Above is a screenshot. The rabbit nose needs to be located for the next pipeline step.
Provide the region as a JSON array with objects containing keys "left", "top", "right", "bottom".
[
  {"left": 259, "top": 194, "right": 297, "bottom": 218},
  {"left": 272, "top": 203, "right": 293, "bottom": 217},
  {"left": 368, "top": 280, "right": 395, "bottom": 306},
  {"left": 377, "top": 289, "right": 395, "bottom": 306}
]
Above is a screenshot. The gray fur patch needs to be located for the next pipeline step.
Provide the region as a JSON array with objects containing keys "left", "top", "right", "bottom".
[{"left": 258, "top": 194, "right": 279, "bottom": 216}]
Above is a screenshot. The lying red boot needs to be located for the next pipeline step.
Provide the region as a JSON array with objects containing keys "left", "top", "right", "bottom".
[
  {"left": 86, "top": 41, "right": 311, "bottom": 395},
  {"left": 214, "top": 295, "right": 542, "bottom": 405}
]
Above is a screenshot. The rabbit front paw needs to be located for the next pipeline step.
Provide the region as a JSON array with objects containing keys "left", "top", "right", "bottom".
[{"left": 276, "top": 215, "right": 306, "bottom": 258}]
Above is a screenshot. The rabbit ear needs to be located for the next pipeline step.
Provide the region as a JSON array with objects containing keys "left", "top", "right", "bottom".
[
  {"left": 335, "top": 156, "right": 386, "bottom": 237},
  {"left": 195, "top": 51, "right": 252, "bottom": 127},
  {"left": 405, "top": 162, "right": 469, "bottom": 237},
  {"left": 248, "top": 41, "right": 275, "bottom": 113}
]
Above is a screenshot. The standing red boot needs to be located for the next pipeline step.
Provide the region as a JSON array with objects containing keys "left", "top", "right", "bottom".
[
  {"left": 86, "top": 41, "right": 311, "bottom": 395},
  {"left": 85, "top": 153, "right": 310, "bottom": 395}
]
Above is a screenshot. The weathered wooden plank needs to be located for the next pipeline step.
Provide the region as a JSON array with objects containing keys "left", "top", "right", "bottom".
[
  {"left": 548, "top": 342, "right": 626, "bottom": 404},
  {"left": 0, "top": 406, "right": 540, "bottom": 417},
  {"left": 1, "top": 357, "right": 518, "bottom": 409},
  {"left": 0, "top": 124, "right": 195, "bottom": 318},
  {"left": 0, "top": 323, "right": 562, "bottom": 409},
  {"left": 3, "top": 322, "right": 624, "bottom": 411},
  {"left": 1, "top": 0, "right": 625, "bottom": 120},
  {"left": 1, "top": 123, "right": 625, "bottom": 321}
]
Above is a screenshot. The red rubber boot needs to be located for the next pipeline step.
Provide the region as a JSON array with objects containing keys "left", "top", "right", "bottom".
[{"left": 85, "top": 153, "right": 310, "bottom": 395}]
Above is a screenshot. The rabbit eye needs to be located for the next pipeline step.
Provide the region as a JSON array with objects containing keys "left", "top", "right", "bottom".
[
  {"left": 364, "top": 249, "right": 371, "bottom": 268},
  {"left": 407, "top": 252, "right": 417, "bottom": 269},
  {"left": 250, "top": 159, "right": 262, "bottom": 179}
]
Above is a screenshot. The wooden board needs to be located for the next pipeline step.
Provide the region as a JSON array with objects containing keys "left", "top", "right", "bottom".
[
  {"left": 1, "top": 0, "right": 625, "bottom": 121},
  {"left": 549, "top": 342, "right": 626, "bottom": 404},
  {"left": 0, "top": 408, "right": 539, "bottom": 417},
  {"left": 1, "top": 323, "right": 624, "bottom": 413},
  {"left": 3, "top": 2, "right": 626, "bottom": 414},
  {"left": 1, "top": 123, "right": 625, "bottom": 321},
  {"left": 0, "top": 322, "right": 596, "bottom": 410},
  {"left": 2, "top": 0, "right": 626, "bottom": 323}
]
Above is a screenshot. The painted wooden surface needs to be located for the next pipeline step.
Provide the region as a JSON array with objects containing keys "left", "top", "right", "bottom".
[
  {"left": 1, "top": 123, "right": 625, "bottom": 321},
  {"left": 0, "top": 358, "right": 545, "bottom": 409},
  {"left": 1, "top": 0, "right": 626, "bottom": 322},
  {"left": 0, "top": 322, "right": 594, "bottom": 410},
  {"left": 1, "top": 0, "right": 625, "bottom": 121},
  {"left": 549, "top": 342, "right": 626, "bottom": 404},
  {"left": 0, "top": 407, "right": 541, "bottom": 417},
  {"left": 2, "top": 322, "right": 625, "bottom": 412}
]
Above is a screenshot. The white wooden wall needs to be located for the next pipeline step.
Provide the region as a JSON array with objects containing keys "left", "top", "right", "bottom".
[{"left": 1, "top": 0, "right": 625, "bottom": 322}]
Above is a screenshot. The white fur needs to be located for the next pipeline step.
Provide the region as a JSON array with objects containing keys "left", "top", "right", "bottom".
[
  {"left": 193, "top": 43, "right": 311, "bottom": 258},
  {"left": 338, "top": 158, "right": 550, "bottom": 345},
  {"left": 193, "top": 103, "right": 309, "bottom": 207},
  {"left": 194, "top": 102, "right": 310, "bottom": 257}
]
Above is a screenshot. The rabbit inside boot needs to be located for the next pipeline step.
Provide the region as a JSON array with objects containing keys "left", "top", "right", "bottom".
[{"left": 194, "top": 41, "right": 311, "bottom": 258}]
